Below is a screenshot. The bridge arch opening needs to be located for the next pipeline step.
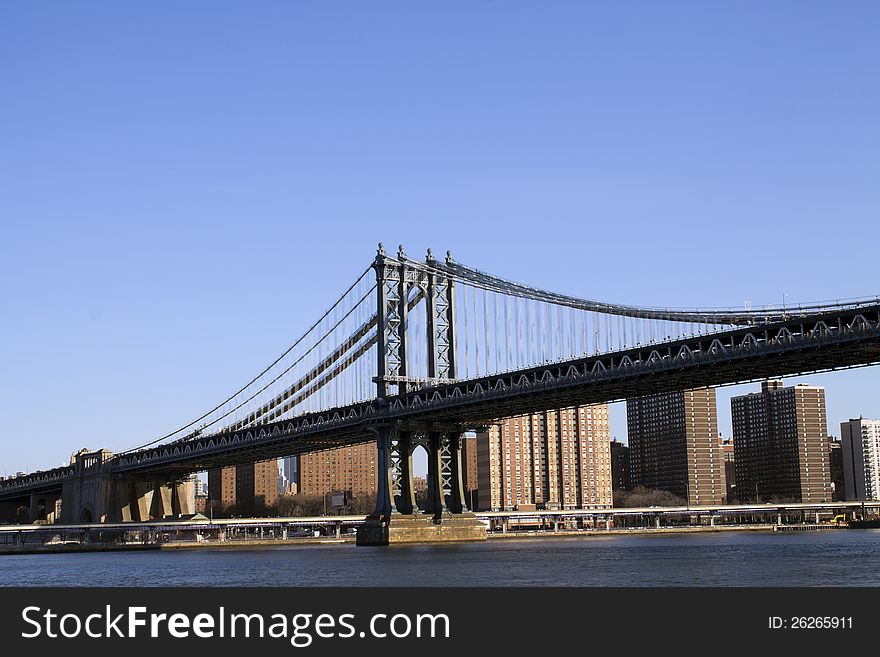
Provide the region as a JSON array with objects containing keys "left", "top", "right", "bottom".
[
  {"left": 80, "top": 508, "right": 93, "bottom": 523},
  {"left": 411, "top": 443, "right": 429, "bottom": 513}
]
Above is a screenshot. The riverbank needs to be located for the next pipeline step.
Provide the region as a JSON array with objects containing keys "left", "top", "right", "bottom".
[
  {"left": 487, "top": 524, "right": 779, "bottom": 540},
  {"left": 0, "top": 523, "right": 814, "bottom": 555}
]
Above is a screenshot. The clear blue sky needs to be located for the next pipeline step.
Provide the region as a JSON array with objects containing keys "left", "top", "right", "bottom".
[{"left": 1, "top": 3, "right": 879, "bottom": 476}]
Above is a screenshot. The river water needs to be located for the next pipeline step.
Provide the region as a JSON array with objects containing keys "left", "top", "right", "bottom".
[{"left": 2, "top": 530, "right": 879, "bottom": 586}]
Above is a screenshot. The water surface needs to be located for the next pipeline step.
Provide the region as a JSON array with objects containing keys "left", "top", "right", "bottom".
[{"left": 2, "top": 530, "right": 878, "bottom": 586}]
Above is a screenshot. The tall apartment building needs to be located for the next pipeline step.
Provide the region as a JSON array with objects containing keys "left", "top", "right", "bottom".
[
  {"left": 721, "top": 437, "right": 736, "bottom": 503},
  {"left": 476, "top": 404, "right": 612, "bottom": 511},
  {"left": 731, "top": 381, "right": 831, "bottom": 503},
  {"left": 236, "top": 460, "right": 280, "bottom": 509},
  {"left": 610, "top": 439, "right": 630, "bottom": 492},
  {"left": 297, "top": 442, "right": 377, "bottom": 497},
  {"left": 840, "top": 418, "right": 880, "bottom": 501},
  {"left": 462, "top": 434, "right": 479, "bottom": 510},
  {"left": 627, "top": 388, "right": 725, "bottom": 506},
  {"left": 208, "top": 465, "right": 236, "bottom": 508},
  {"left": 828, "top": 438, "right": 845, "bottom": 501},
  {"left": 280, "top": 456, "right": 298, "bottom": 495},
  {"left": 207, "top": 459, "right": 279, "bottom": 512}
]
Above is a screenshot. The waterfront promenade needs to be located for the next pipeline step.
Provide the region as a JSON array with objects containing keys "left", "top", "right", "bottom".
[{"left": 1, "top": 500, "right": 877, "bottom": 554}]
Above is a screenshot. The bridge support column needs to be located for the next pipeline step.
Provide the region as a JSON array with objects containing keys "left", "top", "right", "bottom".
[
  {"left": 0, "top": 500, "right": 25, "bottom": 524},
  {"left": 655, "top": 515, "right": 661, "bottom": 529},
  {"left": 375, "top": 428, "right": 396, "bottom": 520},
  {"left": 444, "top": 432, "right": 467, "bottom": 514},
  {"left": 172, "top": 480, "right": 195, "bottom": 516},
  {"left": 28, "top": 492, "right": 63, "bottom": 524},
  {"left": 424, "top": 431, "right": 447, "bottom": 520},
  {"left": 356, "top": 427, "right": 395, "bottom": 545},
  {"left": 133, "top": 482, "right": 155, "bottom": 522},
  {"left": 112, "top": 478, "right": 192, "bottom": 522},
  {"left": 394, "top": 432, "right": 416, "bottom": 515},
  {"left": 154, "top": 484, "right": 174, "bottom": 519},
  {"left": 116, "top": 481, "right": 133, "bottom": 523}
]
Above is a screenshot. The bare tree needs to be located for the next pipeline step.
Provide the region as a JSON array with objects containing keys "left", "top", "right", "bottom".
[{"left": 614, "top": 486, "right": 686, "bottom": 508}]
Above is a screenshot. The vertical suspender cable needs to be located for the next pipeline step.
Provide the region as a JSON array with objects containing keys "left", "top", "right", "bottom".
[
  {"left": 474, "top": 287, "right": 480, "bottom": 376},
  {"left": 483, "top": 288, "right": 490, "bottom": 374},
  {"left": 464, "top": 284, "right": 470, "bottom": 379}
]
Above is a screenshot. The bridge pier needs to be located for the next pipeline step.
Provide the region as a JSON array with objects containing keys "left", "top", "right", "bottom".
[
  {"left": 29, "top": 492, "right": 62, "bottom": 524},
  {"left": 60, "top": 472, "right": 194, "bottom": 524},
  {"left": 174, "top": 480, "right": 195, "bottom": 516},
  {"left": 132, "top": 481, "right": 154, "bottom": 522},
  {"left": 357, "top": 427, "right": 486, "bottom": 546},
  {"left": 0, "top": 498, "right": 31, "bottom": 524}
]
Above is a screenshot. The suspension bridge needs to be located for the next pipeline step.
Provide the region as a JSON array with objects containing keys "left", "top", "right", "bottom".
[{"left": 3, "top": 244, "right": 880, "bottom": 543}]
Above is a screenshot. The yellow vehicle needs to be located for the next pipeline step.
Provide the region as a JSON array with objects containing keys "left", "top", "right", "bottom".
[{"left": 829, "top": 514, "right": 847, "bottom": 526}]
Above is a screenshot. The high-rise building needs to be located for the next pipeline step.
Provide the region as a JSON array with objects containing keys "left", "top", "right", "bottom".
[
  {"left": 462, "top": 434, "right": 479, "bottom": 511},
  {"left": 840, "top": 418, "right": 880, "bottom": 501},
  {"left": 207, "top": 459, "right": 279, "bottom": 513},
  {"left": 476, "top": 404, "right": 612, "bottom": 511},
  {"left": 721, "top": 437, "right": 736, "bottom": 503},
  {"left": 280, "top": 456, "right": 297, "bottom": 494},
  {"left": 627, "top": 387, "right": 726, "bottom": 506},
  {"left": 610, "top": 439, "right": 630, "bottom": 493},
  {"left": 236, "top": 460, "right": 280, "bottom": 510},
  {"left": 297, "top": 442, "right": 377, "bottom": 497},
  {"left": 731, "top": 381, "right": 831, "bottom": 503},
  {"left": 828, "top": 437, "right": 845, "bottom": 501},
  {"left": 208, "top": 465, "right": 236, "bottom": 508},
  {"left": 189, "top": 474, "right": 207, "bottom": 499}
]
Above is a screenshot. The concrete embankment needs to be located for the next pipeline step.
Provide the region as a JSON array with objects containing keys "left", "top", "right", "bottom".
[
  {"left": 487, "top": 524, "right": 777, "bottom": 540},
  {"left": 5, "top": 523, "right": 856, "bottom": 555}
]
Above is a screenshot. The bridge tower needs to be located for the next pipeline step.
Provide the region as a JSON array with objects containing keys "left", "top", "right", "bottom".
[{"left": 359, "top": 244, "right": 483, "bottom": 545}]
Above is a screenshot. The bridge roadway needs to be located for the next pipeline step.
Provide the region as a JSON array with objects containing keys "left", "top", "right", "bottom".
[{"left": 2, "top": 303, "right": 880, "bottom": 509}]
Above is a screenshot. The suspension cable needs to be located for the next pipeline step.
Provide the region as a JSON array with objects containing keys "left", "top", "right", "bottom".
[{"left": 118, "top": 265, "right": 373, "bottom": 454}]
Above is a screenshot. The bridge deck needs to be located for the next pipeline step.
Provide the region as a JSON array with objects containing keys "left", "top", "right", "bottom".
[{"left": 3, "top": 304, "right": 880, "bottom": 497}]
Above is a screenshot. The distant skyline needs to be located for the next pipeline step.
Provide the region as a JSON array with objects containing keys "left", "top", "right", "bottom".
[{"left": 2, "top": 3, "right": 879, "bottom": 475}]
